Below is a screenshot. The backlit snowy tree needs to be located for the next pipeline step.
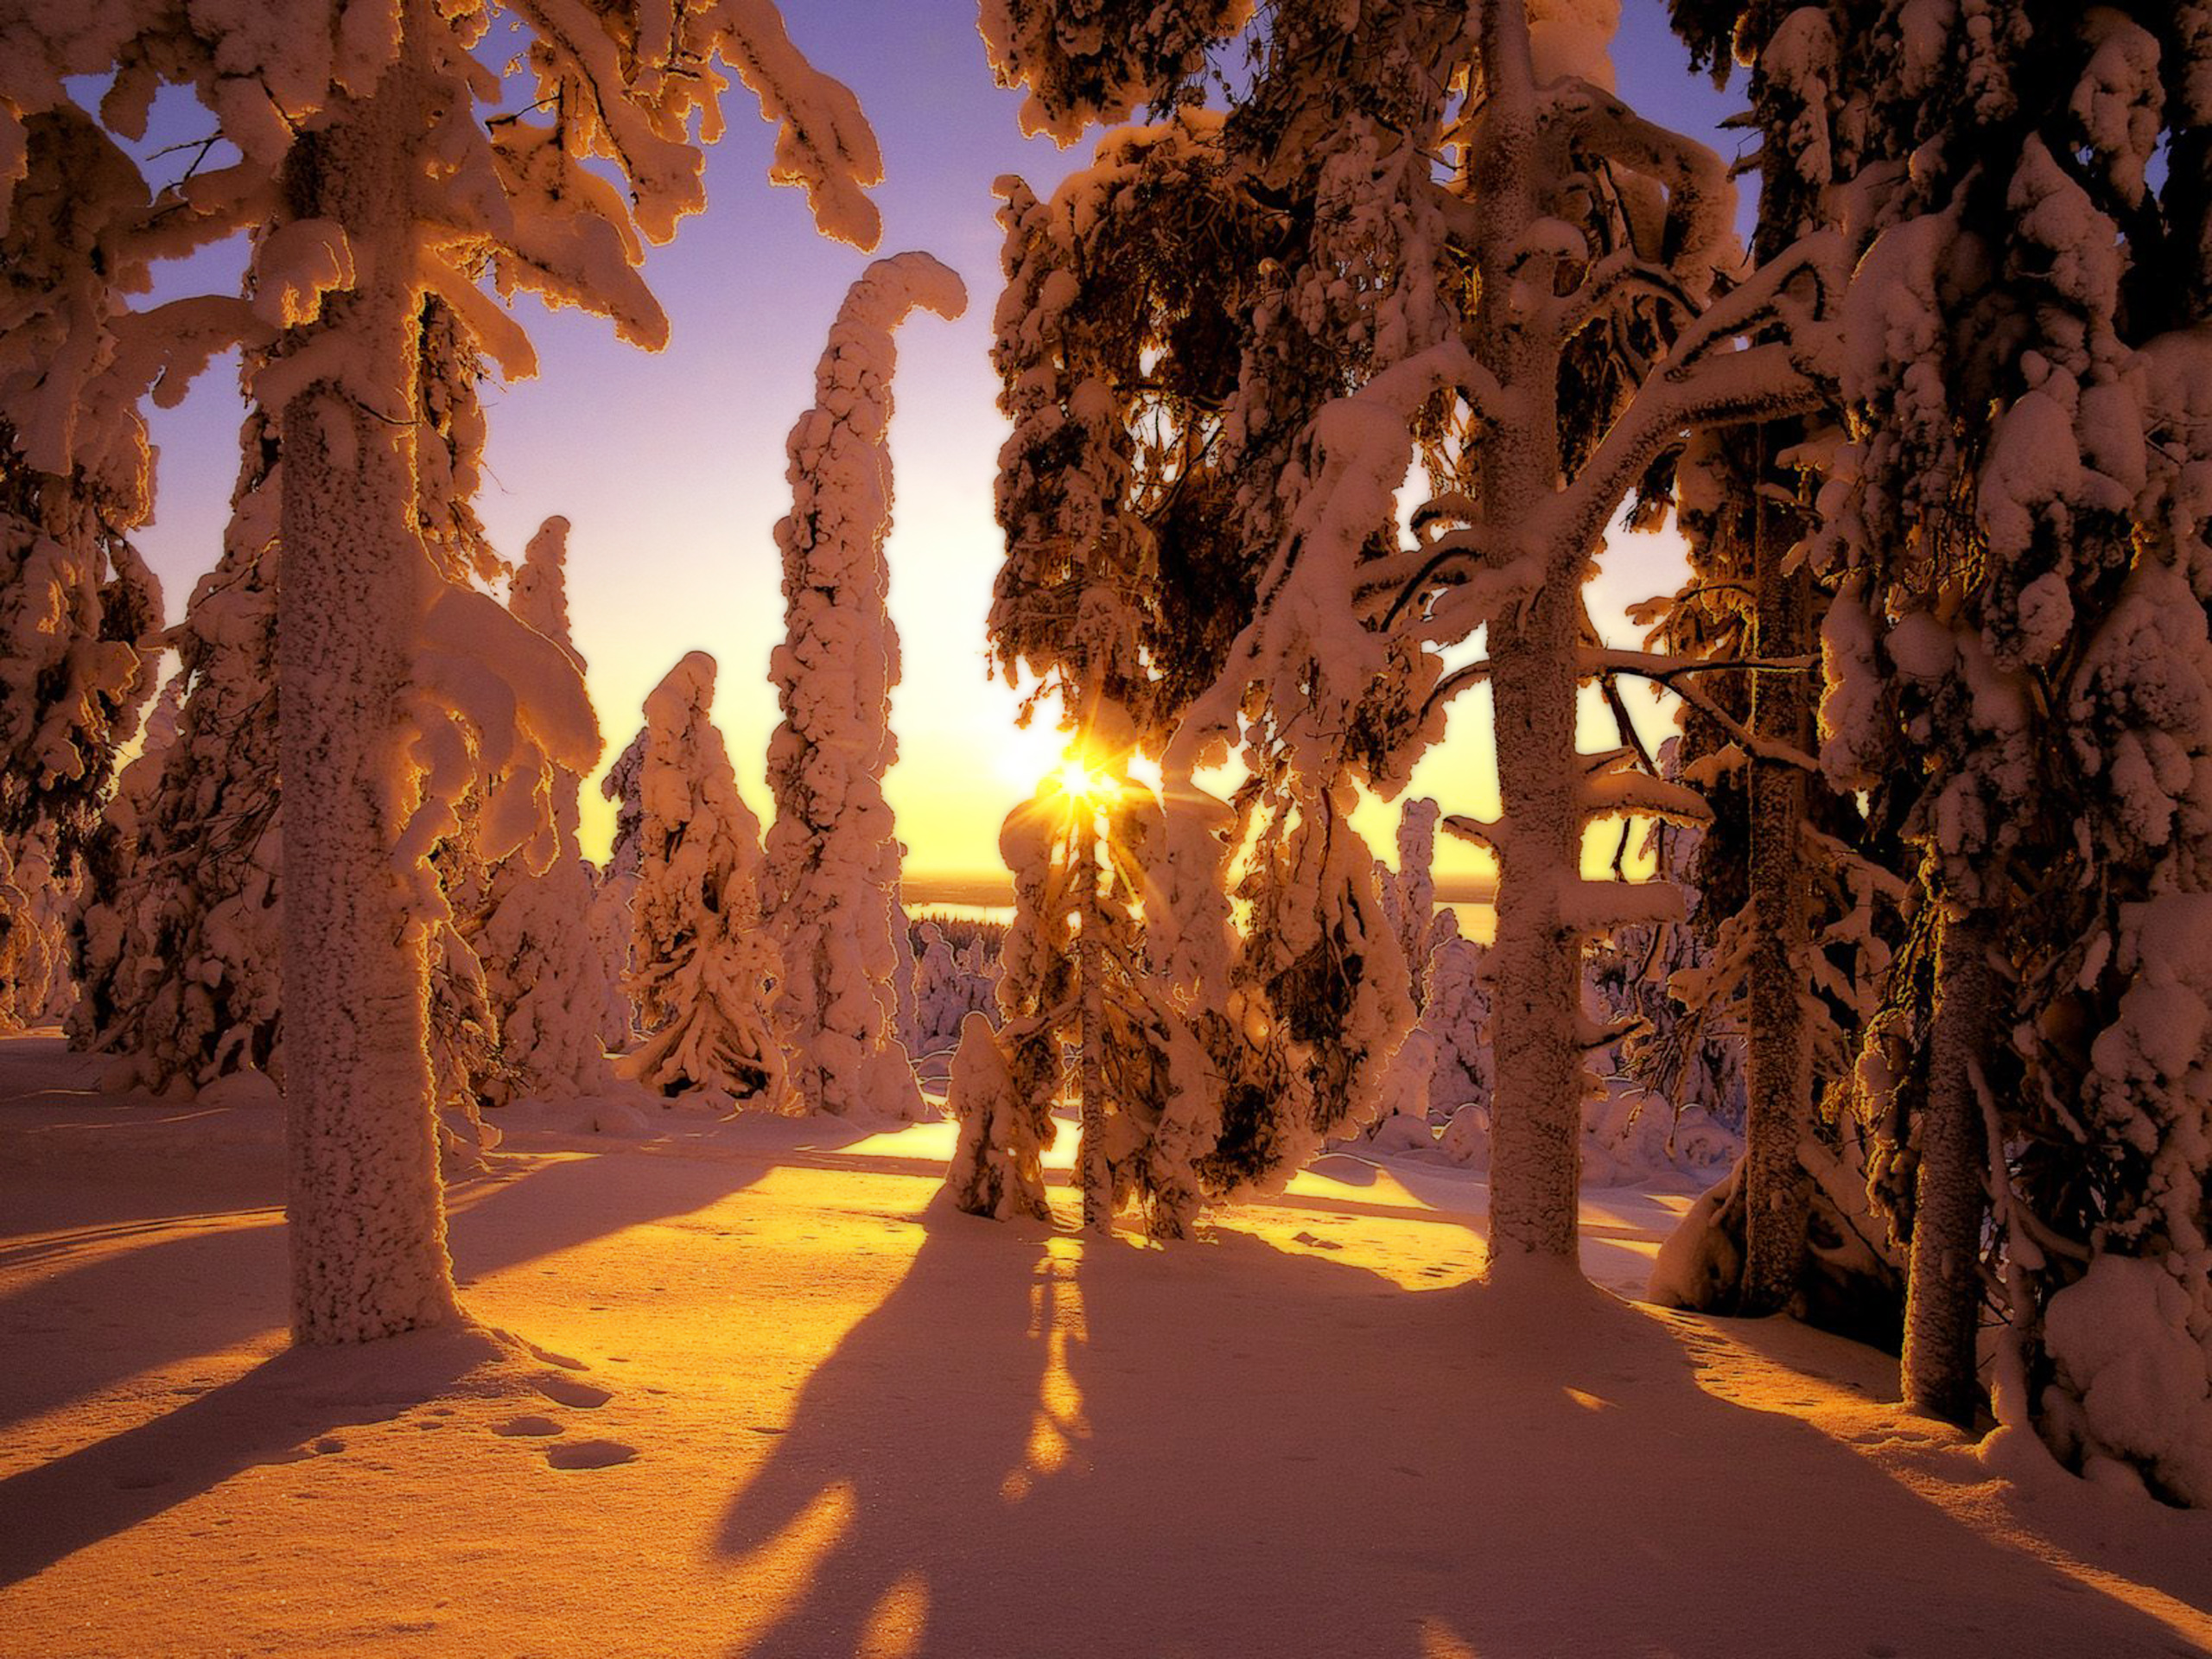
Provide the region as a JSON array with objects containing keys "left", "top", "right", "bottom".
[
  {"left": 766, "top": 252, "right": 964, "bottom": 1121},
  {"left": 623, "top": 652, "right": 785, "bottom": 1113},
  {"left": 957, "top": 755, "right": 1211, "bottom": 1234}
]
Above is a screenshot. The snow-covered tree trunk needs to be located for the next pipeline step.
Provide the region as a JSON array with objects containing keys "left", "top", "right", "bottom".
[
  {"left": 1075, "top": 812, "right": 1111, "bottom": 1233},
  {"left": 1902, "top": 910, "right": 1994, "bottom": 1426},
  {"left": 276, "top": 30, "right": 458, "bottom": 1344},
  {"left": 1740, "top": 476, "right": 1815, "bottom": 1312},
  {"left": 1475, "top": 2, "right": 1583, "bottom": 1267}
]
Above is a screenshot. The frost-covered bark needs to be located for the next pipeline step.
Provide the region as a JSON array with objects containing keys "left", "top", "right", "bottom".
[
  {"left": 622, "top": 652, "right": 785, "bottom": 1112},
  {"left": 476, "top": 519, "right": 618, "bottom": 1104},
  {"left": 766, "top": 253, "right": 963, "bottom": 1121},
  {"left": 276, "top": 33, "right": 462, "bottom": 1342},
  {"left": 1902, "top": 911, "right": 1993, "bottom": 1426}
]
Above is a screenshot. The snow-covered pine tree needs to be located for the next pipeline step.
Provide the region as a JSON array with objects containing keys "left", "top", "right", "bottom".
[
  {"left": 1423, "top": 909, "right": 1496, "bottom": 1161},
  {"left": 8, "top": 0, "right": 884, "bottom": 1340},
  {"left": 911, "top": 919, "right": 1002, "bottom": 1060},
  {"left": 475, "top": 518, "right": 619, "bottom": 1105},
  {"left": 1370, "top": 796, "right": 1443, "bottom": 1148},
  {"left": 1381, "top": 796, "right": 1441, "bottom": 1010},
  {"left": 766, "top": 252, "right": 964, "bottom": 1121},
  {"left": 1405, "top": 3, "right": 1840, "bottom": 1274},
  {"left": 0, "top": 108, "right": 170, "bottom": 1024},
  {"left": 943, "top": 1009, "right": 1052, "bottom": 1222},
  {"left": 591, "top": 727, "right": 650, "bottom": 1051},
  {"left": 69, "top": 405, "right": 282, "bottom": 1090},
  {"left": 1126, "top": 0, "right": 1841, "bottom": 1273},
  {"left": 985, "top": 114, "right": 1274, "bottom": 1227},
  {"left": 1796, "top": 2, "right": 2212, "bottom": 1481},
  {"left": 1650, "top": 1, "right": 1913, "bottom": 1323},
  {"left": 958, "top": 748, "right": 1211, "bottom": 1234},
  {"left": 623, "top": 652, "right": 785, "bottom": 1113}
]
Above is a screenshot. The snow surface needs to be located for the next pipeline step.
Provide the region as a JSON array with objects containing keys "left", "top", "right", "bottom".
[{"left": 3, "top": 1031, "right": 2209, "bottom": 1656}]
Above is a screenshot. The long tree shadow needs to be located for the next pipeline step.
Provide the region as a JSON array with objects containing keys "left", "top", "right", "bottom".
[
  {"left": 0, "top": 1145, "right": 770, "bottom": 1439},
  {"left": 0, "top": 1322, "right": 527, "bottom": 1587},
  {"left": 713, "top": 1216, "right": 2209, "bottom": 1659}
]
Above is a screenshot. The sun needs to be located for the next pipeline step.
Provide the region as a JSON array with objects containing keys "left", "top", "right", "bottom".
[{"left": 1058, "top": 754, "right": 1106, "bottom": 800}]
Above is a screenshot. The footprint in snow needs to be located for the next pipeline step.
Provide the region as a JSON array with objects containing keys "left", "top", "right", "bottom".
[
  {"left": 492, "top": 1414, "right": 565, "bottom": 1439},
  {"left": 531, "top": 1374, "right": 613, "bottom": 1410},
  {"left": 546, "top": 1439, "right": 637, "bottom": 1471}
]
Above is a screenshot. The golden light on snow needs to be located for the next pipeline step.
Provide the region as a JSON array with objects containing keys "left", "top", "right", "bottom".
[
  {"left": 854, "top": 1570, "right": 931, "bottom": 1659},
  {"left": 1001, "top": 1244, "right": 1089, "bottom": 1503}
]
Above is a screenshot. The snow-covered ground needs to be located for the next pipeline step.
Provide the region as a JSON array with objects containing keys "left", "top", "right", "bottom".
[{"left": 2, "top": 1032, "right": 2207, "bottom": 1658}]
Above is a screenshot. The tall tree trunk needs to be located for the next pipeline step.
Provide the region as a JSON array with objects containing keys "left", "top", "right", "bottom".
[
  {"left": 1740, "top": 448, "right": 1815, "bottom": 1312},
  {"left": 1488, "top": 576, "right": 1586, "bottom": 1263},
  {"left": 278, "top": 17, "right": 459, "bottom": 1344},
  {"left": 1075, "top": 810, "right": 1111, "bottom": 1235},
  {"left": 1902, "top": 910, "right": 1993, "bottom": 1425},
  {"left": 1477, "top": 0, "right": 1582, "bottom": 1270}
]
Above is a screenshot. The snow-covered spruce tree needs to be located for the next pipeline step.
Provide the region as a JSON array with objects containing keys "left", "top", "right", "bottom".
[
  {"left": 987, "top": 3, "right": 1491, "bottom": 1216},
  {"left": 1795, "top": 3, "right": 2212, "bottom": 1480},
  {"left": 955, "top": 748, "right": 1212, "bottom": 1234},
  {"left": 912, "top": 919, "right": 1001, "bottom": 1059},
  {"left": 0, "top": 109, "right": 172, "bottom": 1017},
  {"left": 1423, "top": 909, "right": 1496, "bottom": 1160},
  {"left": 475, "top": 518, "right": 620, "bottom": 1105},
  {"left": 69, "top": 406, "right": 283, "bottom": 1089},
  {"left": 1381, "top": 796, "right": 1440, "bottom": 1010},
  {"left": 943, "top": 1008, "right": 1051, "bottom": 1222},
  {"left": 1416, "top": 3, "right": 1840, "bottom": 1274},
  {"left": 765, "top": 252, "right": 964, "bottom": 1121},
  {"left": 623, "top": 652, "right": 786, "bottom": 1113},
  {"left": 1644, "top": 2, "right": 1914, "bottom": 1325},
  {"left": 1370, "top": 796, "right": 1443, "bottom": 1149},
  {"left": 591, "top": 726, "right": 649, "bottom": 1050},
  {"left": 983, "top": 116, "right": 1273, "bottom": 1229},
  {"left": 1137, "top": 1, "right": 1841, "bottom": 1273},
  {"left": 8, "top": 0, "right": 882, "bottom": 1341}
]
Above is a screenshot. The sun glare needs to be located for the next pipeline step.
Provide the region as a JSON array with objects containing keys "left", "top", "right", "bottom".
[{"left": 1057, "top": 755, "right": 1104, "bottom": 800}]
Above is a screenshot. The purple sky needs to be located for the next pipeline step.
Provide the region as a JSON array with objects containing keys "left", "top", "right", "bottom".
[{"left": 128, "top": 1, "right": 1748, "bottom": 883}]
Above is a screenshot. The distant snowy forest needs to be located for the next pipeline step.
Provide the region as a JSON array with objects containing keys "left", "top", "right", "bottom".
[{"left": 4, "top": 0, "right": 2211, "bottom": 1517}]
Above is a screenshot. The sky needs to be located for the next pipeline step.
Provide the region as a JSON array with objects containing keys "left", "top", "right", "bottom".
[{"left": 126, "top": 0, "right": 1750, "bottom": 891}]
